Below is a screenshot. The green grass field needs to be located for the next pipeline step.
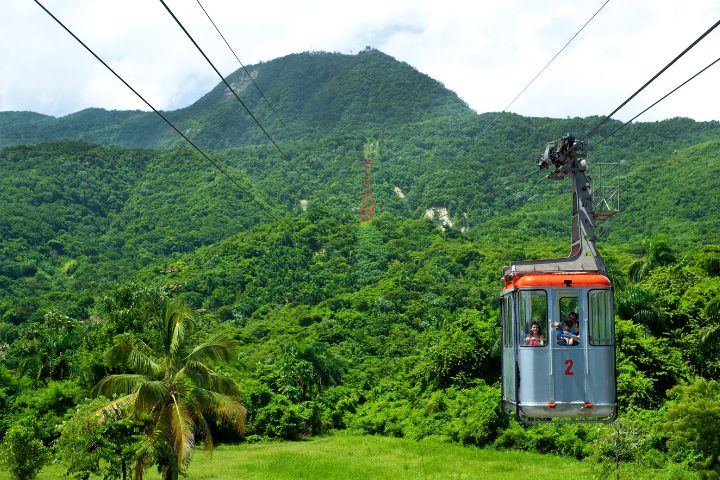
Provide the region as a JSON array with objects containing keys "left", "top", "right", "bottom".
[{"left": 0, "top": 434, "right": 682, "bottom": 479}]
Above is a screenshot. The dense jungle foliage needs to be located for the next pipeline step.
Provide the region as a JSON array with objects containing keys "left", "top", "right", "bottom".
[{"left": 1, "top": 48, "right": 720, "bottom": 479}]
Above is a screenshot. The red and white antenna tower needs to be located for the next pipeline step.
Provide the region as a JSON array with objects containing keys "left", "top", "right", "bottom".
[{"left": 359, "top": 159, "right": 375, "bottom": 222}]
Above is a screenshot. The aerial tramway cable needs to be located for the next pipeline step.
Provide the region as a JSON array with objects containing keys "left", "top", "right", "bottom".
[
  {"left": 514, "top": 48, "right": 720, "bottom": 202},
  {"left": 589, "top": 54, "right": 720, "bottom": 152},
  {"left": 158, "top": 0, "right": 312, "bottom": 188},
  {"left": 194, "top": 0, "right": 294, "bottom": 138},
  {"left": 456, "top": 0, "right": 611, "bottom": 162},
  {"left": 33, "top": 0, "right": 293, "bottom": 231},
  {"left": 580, "top": 18, "right": 720, "bottom": 144},
  {"left": 495, "top": 0, "right": 611, "bottom": 126},
  {"left": 510, "top": 13, "right": 720, "bottom": 196},
  {"left": 518, "top": 17, "right": 720, "bottom": 210}
]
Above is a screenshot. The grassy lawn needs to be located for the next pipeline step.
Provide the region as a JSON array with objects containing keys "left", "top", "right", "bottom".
[{"left": 0, "top": 434, "right": 675, "bottom": 479}]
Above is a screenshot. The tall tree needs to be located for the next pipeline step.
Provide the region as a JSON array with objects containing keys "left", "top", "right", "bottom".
[
  {"left": 94, "top": 298, "right": 246, "bottom": 480},
  {"left": 277, "top": 339, "right": 344, "bottom": 402},
  {"left": 628, "top": 235, "right": 676, "bottom": 282}
]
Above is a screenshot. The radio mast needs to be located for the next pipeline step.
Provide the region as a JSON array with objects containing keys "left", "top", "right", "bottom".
[{"left": 359, "top": 159, "right": 375, "bottom": 223}]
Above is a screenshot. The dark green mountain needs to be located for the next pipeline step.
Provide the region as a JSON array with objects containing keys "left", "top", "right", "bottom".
[{"left": 0, "top": 48, "right": 471, "bottom": 149}]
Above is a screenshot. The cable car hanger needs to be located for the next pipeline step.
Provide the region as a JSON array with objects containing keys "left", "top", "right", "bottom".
[{"left": 503, "top": 134, "right": 613, "bottom": 280}]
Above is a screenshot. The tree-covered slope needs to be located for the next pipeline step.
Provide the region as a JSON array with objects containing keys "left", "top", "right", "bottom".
[
  {"left": 0, "top": 141, "right": 280, "bottom": 315},
  {"left": 1, "top": 135, "right": 720, "bottom": 478},
  {"left": 608, "top": 138, "right": 720, "bottom": 247},
  {"left": 0, "top": 143, "right": 154, "bottom": 289},
  {"left": 0, "top": 48, "right": 472, "bottom": 150},
  {"left": 2, "top": 114, "right": 719, "bottom": 321}
]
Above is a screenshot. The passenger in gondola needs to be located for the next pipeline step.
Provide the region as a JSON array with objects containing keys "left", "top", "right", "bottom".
[
  {"left": 569, "top": 315, "right": 581, "bottom": 345},
  {"left": 524, "top": 321, "right": 545, "bottom": 346},
  {"left": 556, "top": 321, "right": 574, "bottom": 345},
  {"left": 566, "top": 312, "right": 581, "bottom": 346}
]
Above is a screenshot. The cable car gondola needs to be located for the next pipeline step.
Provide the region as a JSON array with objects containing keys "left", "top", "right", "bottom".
[{"left": 500, "top": 135, "right": 617, "bottom": 424}]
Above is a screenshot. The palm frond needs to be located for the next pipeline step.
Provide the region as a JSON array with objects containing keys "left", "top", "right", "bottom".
[
  {"left": 184, "top": 340, "right": 237, "bottom": 365},
  {"left": 170, "top": 394, "right": 195, "bottom": 466},
  {"left": 207, "top": 372, "right": 241, "bottom": 396},
  {"left": 628, "top": 261, "right": 649, "bottom": 283},
  {"left": 134, "top": 380, "right": 169, "bottom": 416},
  {"left": 110, "top": 335, "right": 162, "bottom": 377},
  {"left": 616, "top": 285, "right": 659, "bottom": 320},
  {"left": 163, "top": 299, "right": 194, "bottom": 358},
  {"left": 151, "top": 402, "right": 171, "bottom": 442},
  {"left": 700, "top": 323, "right": 720, "bottom": 347},
  {"left": 705, "top": 297, "right": 720, "bottom": 320},
  {"left": 177, "top": 360, "right": 239, "bottom": 396},
  {"left": 94, "top": 374, "right": 146, "bottom": 397},
  {"left": 194, "top": 389, "right": 246, "bottom": 436},
  {"left": 647, "top": 235, "right": 675, "bottom": 266},
  {"left": 95, "top": 393, "right": 136, "bottom": 419},
  {"left": 184, "top": 396, "right": 214, "bottom": 451},
  {"left": 177, "top": 360, "right": 212, "bottom": 387}
]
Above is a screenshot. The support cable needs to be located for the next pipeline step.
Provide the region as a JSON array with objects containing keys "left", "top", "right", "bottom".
[
  {"left": 457, "top": 0, "right": 611, "bottom": 162},
  {"left": 580, "top": 18, "right": 720, "bottom": 143},
  {"left": 159, "top": 0, "right": 312, "bottom": 186},
  {"left": 501, "top": 0, "right": 610, "bottom": 118},
  {"left": 589, "top": 54, "right": 720, "bottom": 151},
  {"left": 195, "top": 0, "right": 293, "bottom": 137},
  {"left": 33, "top": 0, "right": 291, "bottom": 229}
]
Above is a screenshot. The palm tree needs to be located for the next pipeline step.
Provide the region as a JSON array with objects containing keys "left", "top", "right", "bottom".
[
  {"left": 615, "top": 285, "right": 666, "bottom": 335},
  {"left": 278, "top": 339, "right": 344, "bottom": 402},
  {"left": 94, "top": 298, "right": 246, "bottom": 480},
  {"left": 628, "top": 235, "right": 676, "bottom": 282},
  {"left": 698, "top": 297, "right": 720, "bottom": 351}
]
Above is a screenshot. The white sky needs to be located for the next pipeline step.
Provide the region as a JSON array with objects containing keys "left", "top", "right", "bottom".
[{"left": 1, "top": 0, "right": 719, "bottom": 122}]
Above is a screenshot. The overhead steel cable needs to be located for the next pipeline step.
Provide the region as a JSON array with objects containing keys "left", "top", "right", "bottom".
[
  {"left": 158, "top": 0, "right": 312, "bottom": 187},
  {"left": 512, "top": 168, "right": 551, "bottom": 201},
  {"left": 194, "top": 0, "right": 293, "bottom": 137},
  {"left": 33, "top": 0, "right": 289, "bottom": 229},
  {"left": 531, "top": 25, "right": 720, "bottom": 235},
  {"left": 589, "top": 54, "right": 720, "bottom": 152},
  {"left": 456, "top": 0, "right": 611, "bottom": 162},
  {"left": 580, "top": 18, "right": 720, "bottom": 143},
  {"left": 500, "top": 0, "right": 610, "bottom": 119}
]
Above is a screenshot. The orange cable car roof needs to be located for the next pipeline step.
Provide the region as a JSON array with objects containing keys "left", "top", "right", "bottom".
[{"left": 503, "top": 271, "right": 611, "bottom": 289}]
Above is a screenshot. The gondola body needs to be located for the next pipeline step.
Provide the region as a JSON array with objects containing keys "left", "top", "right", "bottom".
[{"left": 500, "top": 272, "right": 616, "bottom": 423}]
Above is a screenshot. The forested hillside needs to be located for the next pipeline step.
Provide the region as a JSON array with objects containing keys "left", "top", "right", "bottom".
[{"left": 1, "top": 48, "right": 720, "bottom": 479}]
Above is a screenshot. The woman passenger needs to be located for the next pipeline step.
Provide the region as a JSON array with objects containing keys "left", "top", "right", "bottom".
[{"left": 524, "top": 321, "right": 545, "bottom": 346}]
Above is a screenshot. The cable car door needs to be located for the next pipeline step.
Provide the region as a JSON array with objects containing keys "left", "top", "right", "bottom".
[
  {"left": 500, "top": 293, "right": 517, "bottom": 414},
  {"left": 552, "top": 292, "right": 585, "bottom": 414}
]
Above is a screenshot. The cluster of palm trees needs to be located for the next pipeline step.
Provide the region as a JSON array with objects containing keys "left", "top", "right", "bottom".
[{"left": 617, "top": 236, "right": 720, "bottom": 373}]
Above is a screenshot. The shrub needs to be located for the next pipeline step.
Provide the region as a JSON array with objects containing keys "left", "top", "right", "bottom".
[
  {"left": 0, "top": 418, "right": 49, "bottom": 480},
  {"left": 660, "top": 378, "right": 720, "bottom": 472}
]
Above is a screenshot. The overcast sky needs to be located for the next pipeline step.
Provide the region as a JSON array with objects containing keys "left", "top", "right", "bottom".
[{"left": 2, "top": 0, "right": 719, "bottom": 122}]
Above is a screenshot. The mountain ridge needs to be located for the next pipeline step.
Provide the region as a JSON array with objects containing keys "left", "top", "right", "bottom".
[{"left": 0, "top": 48, "right": 472, "bottom": 149}]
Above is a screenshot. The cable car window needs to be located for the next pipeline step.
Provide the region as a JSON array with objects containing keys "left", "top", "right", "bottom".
[
  {"left": 557, "top": 295, "right": 580, "bottom": 346},
  {"left": 558, "top": 296, "right": 579, "bottom": 324},
  {"left": 501, "top": 294, "right": 513, "bottom": 348},
  {"left": 589, "top": 289, "right": 613, "bottom": 346},
  {"left": 519, "top": 290, "right": 547, "bottom": 347}
]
